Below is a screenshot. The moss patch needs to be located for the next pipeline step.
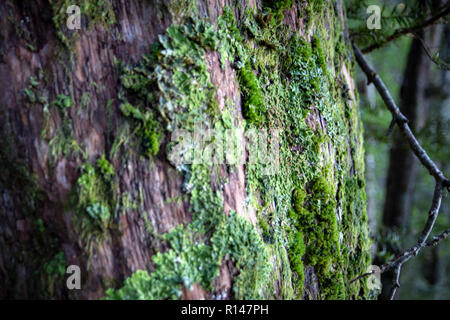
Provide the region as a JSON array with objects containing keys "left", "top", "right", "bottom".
[
  {"left": 49, "top": 0, "right": 116, "bottom": 47},
  {"left": 73, "top": 154, "right": 117, "bottom": 248},
  {"left": 106, "top": 1, "right": 371, "bottom": 300}
]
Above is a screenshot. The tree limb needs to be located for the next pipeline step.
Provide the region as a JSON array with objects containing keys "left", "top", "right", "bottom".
[
  {"left": 414, "top": 33, "right": 450, "bottom": 70},
  {"left": 389, "top": 264, "right": 402, "bottom": 300},
  {"left": 353, "top": 43, "right": 450, "bottom": 189},
  {"left": 425, "top": 228, "right": 450, "bottom": 247}
]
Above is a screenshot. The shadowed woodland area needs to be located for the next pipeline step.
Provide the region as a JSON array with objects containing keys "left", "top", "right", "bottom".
[{"left": 0, "top": 0, "right": 448, "bottom": 300}]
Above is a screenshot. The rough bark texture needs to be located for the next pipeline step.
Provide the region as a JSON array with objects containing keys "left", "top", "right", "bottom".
[{"left": 0, "top": 0, "right": 372, "bottom": 300}]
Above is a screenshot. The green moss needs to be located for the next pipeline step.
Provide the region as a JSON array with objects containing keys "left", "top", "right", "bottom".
[
  {"left": 106, "top": 2, "right": 372, "bottom": 300},
  {"left": 238, "top": 61, "right": 265, "bottom": 126},
  {"left": 212, "top": 211, "right": 270, "bottom": 299},
  {"left": 258, "top": 216, "right": 270, "bottom": 236},
  {"left": 51, "top": 94, "right": 72, "bottom": 109},
  {"left": 49, "top": 0, "right": 116, "bottom": 48},
  {"left": 106, "top": 223, "right": 221, "bottom": 299},
  {"left": 304, "top": 174, "right": 345, "bottom": 298},
  {"left": 24, "top": 87, "right": 37, "bottom": 104},
  {"left": 116, "top": 19, "right": 222, "bottom": 157},
  {"left": 31, "top": 84, "right": 87, "bottom": 163},
  {"left": 104, "top": 270, "right": 154, "bottom": 300},
  {"left": 96, "top": 154, "right": 115, "bottom": 182},
  {"left": 74, "top": 155, "right": 117, "bottom": 245},
  {"left": 106, "top": 209, "right": 270, "bottom": 300},
  {"left": 42, "top": 252, "right": 66, "bottom": 276},
  {"left": 288, "top": 229, "right": 306, "bottom": 292},
  {"left": 106, "top": 14, "right": 275, "bottom": 299},
  {"left": 286, "top": 188, "right": 308, "bottom": 295},
  {"left": 261, "top": 0, "right": 294, "bottom": 26},
  {"left": 48, "top": 119, "right": 86, "bottom": 164},
  {"left": 23, "top": 76, "right": 41, "bottom": 104},
  {"left": 168, "top": 0, "right": 198, "bottom": 23},
  {"left": 311, "top": 34, "right": 328, "bottom": 76},
  {"left": 77, "top": 162, "right": 107, "bottom": 209}
]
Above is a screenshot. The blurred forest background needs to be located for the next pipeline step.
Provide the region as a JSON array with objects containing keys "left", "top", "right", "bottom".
[{"left": 347, "top": 0, "right": 449, "bottom": 299}]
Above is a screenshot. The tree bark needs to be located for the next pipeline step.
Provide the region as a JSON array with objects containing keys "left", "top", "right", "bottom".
[{"left": 0, "top": 0, "right": 372, "bottom": 300}]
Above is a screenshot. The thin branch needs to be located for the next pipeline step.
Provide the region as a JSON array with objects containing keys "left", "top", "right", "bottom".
[
  {"left": 350, "top": 43, "right": 450, "bottom": 298},
  {"left": 352, "top": 43, "right": 450, "bottom": 189},
  {"left": 349, "top": 270, "right": 375, "bottom": 285},
  {"left": 378, "top": 183, "right": 443, "bottom": 273},
  {"left": 361, "top": 5, "right": 450, "bottom": 54},
  {"left": 425, "top": 228, "right": 450, "bottom": 247},
  {"left": 351, "top": 227, "right": 450, "bottom": 288},
  {"left": 418, "top": 182, "right": 443, "bottom": 245},
  {"left": 389, "top": 264, "right": 402, "bottom": 300},
  {"left": 414, "top": 33, "right": 450, "bottom": 70}
]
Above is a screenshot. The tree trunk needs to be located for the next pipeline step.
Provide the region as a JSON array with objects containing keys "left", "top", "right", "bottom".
[{"left": 0, "top": 0, "right": 372, "bottom": 300}]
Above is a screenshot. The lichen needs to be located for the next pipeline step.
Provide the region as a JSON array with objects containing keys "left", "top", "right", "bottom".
[
  {"left": 106, "top": 1, "right": 372, "bottom": 300},
  {"left": 73, "top": 154, "right": 117, "bottom": 248}
]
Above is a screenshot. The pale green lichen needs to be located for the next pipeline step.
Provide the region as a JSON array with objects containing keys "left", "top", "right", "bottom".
[{"left": 106, "top": 0, "right": 372, "bottom": 300}]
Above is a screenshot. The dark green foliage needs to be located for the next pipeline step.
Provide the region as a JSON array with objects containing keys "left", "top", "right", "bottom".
[
  {"left": 51, "top": 94, "right": 72, "bottom": 109},
  {"left": 238, "top": 61, "right": 265, "bottom": 125},
  {"left": 75, "top": 154, "right": 116, "bottom": 241},
  {"left": 42, "top": 252, "right": 66, "bottom": 276},
  {"left": 312, "top": 34, "right": 328, "bottom": 75},
  {"left": 262, "top": 0, "right": 294, "bottom": 24},
  {"left": 119, "top": 102, "right": 161, "bottom": 156},
  {"left": 288, "top": 189, "right": 307, "bottom": 293},
  {"left": 346, "top": 0, "right": 445, "bottom": 50},
  {"left": 96, "top": 154, "right": 115, "bottom": 182}
]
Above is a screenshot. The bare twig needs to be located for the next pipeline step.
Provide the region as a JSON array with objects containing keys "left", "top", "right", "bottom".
[
  {"left": 425, "top": 228, "right": 450, "bottom": 247},
  {"left": 349, "top": 270, "right": 375, "bottom": 285},
  {"left": 352, "top": 43, "right": 450, "bottom": 189},
  {"left": 361, "top": 5, "right": 450, "bottom": 54},
  {"left": 389, "top": 264, "right": 402, "bottom": 300},
  {"left": 351, "top": 43, "right": 450, "bottom": 299},
  {"left": 414, "top": 33, "right": 450, "bottom": 70},
  {"left": 353, "top": 225, "right": 450, "bottom": 294}
]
